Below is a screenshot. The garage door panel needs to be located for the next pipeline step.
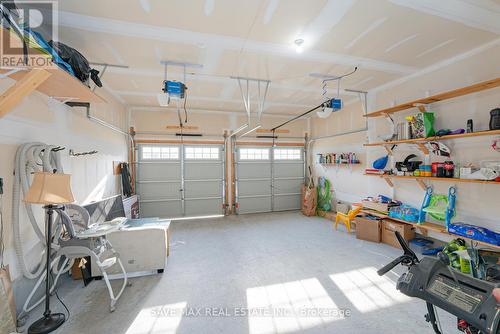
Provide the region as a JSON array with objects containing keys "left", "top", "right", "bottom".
[
  {"left": 274, "top": 179, "right": 303, "bottom": 194},
  {"left": 237, "top": 179, "right": 271, "bottom": 196},
  {"left": 274, "top": 163, "right": 304, "bottom": 178},
  {"left": 185, "top": 162, "right": 222, "bottom": 179},
  {"left": 237, "top": 163, "right": 271, "bottom": 178},
  {"left": 185, "top": 198, "right": 222, "bottom": 216},
  {"left": 138, "top": 163, "right": 181, "bottom": 181},
  {"left": 235, "top": 146, "right": 304, "bottom": 214},
  {"left": 137, "top": 182, "right": 181, "bottom": 200},
  {"left": 273, "top": 194, "right": 301, "bottom": 211},
  {"left": 185, "top": 180, "right": 222, "bottom": 198},
  {"left": 137, "top": 143, "right": 224, "bottom": 218},
  {"left": 238, "top": 196, "right": 272, "bottom": 214},
  {"left": 140, "top": 200, "right": 183, "bottom": 218}
]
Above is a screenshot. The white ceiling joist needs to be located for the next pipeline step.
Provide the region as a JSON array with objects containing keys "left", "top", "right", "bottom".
[
  {"left": 58, "top": 11, "right": 416, "bottom": 75},
  {"left": 390, "top": 0, "right": 500, "bottom": 34}
]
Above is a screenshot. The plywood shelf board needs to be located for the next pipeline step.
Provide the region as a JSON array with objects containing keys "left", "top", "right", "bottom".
[
  {"left": 364, "top": 129, "right": 500, "bottom": 147},
  {"left": 365, "top": 77, "right": 500, "bottom": 118},
  {"left": 364, "top": 173, "right": 500, "bottom": 185},
  {"left": 1, "top": 68, "right": 106, "bottom": 104}
]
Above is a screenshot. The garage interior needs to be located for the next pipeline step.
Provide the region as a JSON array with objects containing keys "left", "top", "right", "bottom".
[{"left": 0, "top": 1, "right": 499, "bottom": 333}]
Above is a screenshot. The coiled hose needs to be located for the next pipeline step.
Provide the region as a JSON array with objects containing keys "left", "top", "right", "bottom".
[{"left": 11, "top": 143, "right": 74, "bottom": 315}]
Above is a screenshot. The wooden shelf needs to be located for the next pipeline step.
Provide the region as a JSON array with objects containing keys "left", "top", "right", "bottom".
[
  {"left": 360, "top": 209, "right": 500, "bottom": 250},
  {"left": 0, "top": 68, "right": 106, "bottom": 104},
  {"left": 364, "top": 77, "right": 500, "bottom": 118},
  {"left": 320, "top": 162, "right": 361, "bottom": 166},
  {"left": 365, "top": 173, "right": 500, "bottom": 185},
  {"left": 364, "top": 129, "right": 500, "bottom": 148},
  {"left": 0, "top": 27, "right": 105, "bottom": 118}
]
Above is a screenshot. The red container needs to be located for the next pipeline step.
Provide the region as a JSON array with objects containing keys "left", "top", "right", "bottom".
[{"left": 432, "top": 162, "right": 439, "bottom": 177}]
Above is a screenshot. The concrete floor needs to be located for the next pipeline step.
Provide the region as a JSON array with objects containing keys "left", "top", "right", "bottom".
[{"left": 30, "top": 211, "right": 456, "bottom": 334}]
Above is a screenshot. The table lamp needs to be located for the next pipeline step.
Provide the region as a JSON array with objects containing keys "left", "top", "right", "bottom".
[{"left": 24, "top": 172, "right": 74, "bottom": 334}]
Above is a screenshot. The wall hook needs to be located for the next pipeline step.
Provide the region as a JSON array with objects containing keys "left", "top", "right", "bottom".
[{"left": 69, "top": 149, "right": 98, "bottom": 157}]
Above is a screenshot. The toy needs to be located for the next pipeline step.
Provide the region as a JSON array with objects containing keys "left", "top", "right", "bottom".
[
  {"left": 419, "top": 186, "right": 456, "bottom": 227},
  {"left": 389, "top": 204, "right": 420, "bottom": 223}
]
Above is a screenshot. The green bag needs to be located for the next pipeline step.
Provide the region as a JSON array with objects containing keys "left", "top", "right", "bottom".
[{"left": 411, "top": 112, "right": 435, "bottom": 138}]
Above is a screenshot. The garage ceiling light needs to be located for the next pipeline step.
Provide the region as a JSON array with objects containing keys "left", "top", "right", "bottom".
[{"left": 294, "top": 38, "right": 305, "bottom": 53}]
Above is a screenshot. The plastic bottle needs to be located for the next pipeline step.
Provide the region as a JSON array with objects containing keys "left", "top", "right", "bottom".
[{"left": 458, "top": 245, "right": 471, "bottom": 274}]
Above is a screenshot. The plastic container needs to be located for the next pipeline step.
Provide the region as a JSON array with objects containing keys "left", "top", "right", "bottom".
[{"left": 432, "top": 162, "right": 439, "bottom": 177}]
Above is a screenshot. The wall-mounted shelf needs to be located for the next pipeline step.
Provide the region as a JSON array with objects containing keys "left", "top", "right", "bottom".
[
  {"left": 364, "top": 129, "right": 500, "bottom": 150},
  {"left": 0, "top": 67, "right": 106, "bottom": 117},
  {"left": 320, "top": 162, "right": 361, "bottom": 166},
  {"left": 0, "top": 27, "right": 106, "bottom": 118},
  {"left": 361, "top": 209, "right": 500, "bottom": 250},
  {"left": 364, "top": 77, "right": 500, "bottom": 118},
  {"left": 365, "top": 173, "right": 500, "bottom": 190}
]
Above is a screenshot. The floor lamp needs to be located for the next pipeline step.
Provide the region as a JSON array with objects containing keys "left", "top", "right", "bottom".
[{"left": 24, "top": 172, "right": 75, "bottom": 334}]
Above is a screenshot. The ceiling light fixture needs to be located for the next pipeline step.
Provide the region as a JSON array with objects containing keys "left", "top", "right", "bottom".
[{"left": 294, "top": 38, "right": 304, "bottom": 53}]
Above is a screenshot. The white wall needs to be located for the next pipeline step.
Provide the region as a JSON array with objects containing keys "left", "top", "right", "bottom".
[
  {"left": 309, "top": 100, "right": 374, "bottom": 204},
  {"left": 0, "top": 80, "right": 128, "bottom": 281},
  {"left": 310, "top": 43, "right": 500, "bottom": 235},
  {"left": 130, "top": 108, "right": 309, "bottom": 140}
]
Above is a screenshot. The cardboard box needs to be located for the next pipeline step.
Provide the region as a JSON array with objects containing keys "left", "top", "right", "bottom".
[
  {"left": 381, "top": 219, "right": 415, "bottom": 249},
  {"left": 355, "top": 216, "right": 382, "bottom": 243},
  {"left": 362, "top": 200, "right": 391, "bottom": 214},
  {"left": 317, "top": 210, "right": 336, "bottom": 221}
]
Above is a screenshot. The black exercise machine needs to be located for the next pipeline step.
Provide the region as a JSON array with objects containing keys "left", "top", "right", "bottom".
[{"left": 378, "top": 232, "right": 499, "bottom": 334}]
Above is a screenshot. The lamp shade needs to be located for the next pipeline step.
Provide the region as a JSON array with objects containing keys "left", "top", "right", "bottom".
[{"left": 24, "top": 172, "right": 75, "bottom": 205}]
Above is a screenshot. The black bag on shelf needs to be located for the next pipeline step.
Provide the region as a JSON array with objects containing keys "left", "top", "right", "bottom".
[{"left": 48, "top": 40, "right": 102, "bottom": 88}]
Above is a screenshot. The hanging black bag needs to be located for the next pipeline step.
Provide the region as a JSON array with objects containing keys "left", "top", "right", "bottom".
[{"left": 48, "top": 40, "right": 102, "bottom": 88}]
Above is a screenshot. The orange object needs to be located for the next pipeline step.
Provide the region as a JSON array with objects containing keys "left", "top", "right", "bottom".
[{"left": 335, "top": 206, "right": 362, "bottom": 233}]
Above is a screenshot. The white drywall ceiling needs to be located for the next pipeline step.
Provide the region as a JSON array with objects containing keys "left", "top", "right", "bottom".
[{"left": 55, "top": 0, "right": 499, "bottom": 115}]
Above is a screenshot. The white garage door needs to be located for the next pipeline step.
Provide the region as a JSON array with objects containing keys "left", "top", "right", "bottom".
[
  {"left": 235, "top": 146, "right": 304, "bottom": 214},
  {"left": 136, "top": 144, "right": 225, "bottom": 218}
]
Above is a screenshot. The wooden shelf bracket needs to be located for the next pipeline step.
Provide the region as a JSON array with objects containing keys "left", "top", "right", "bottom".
[
  {"left": 416, "top": 179, "right": 427, "bottom": 191},
  {"left": 416, "top": 143, "right": 430, "bottom": 155},
  {"left": 382, "top": 176, "right": 394, "bottom": 187},
  {"left": 0, "top": 69, "right": 51, "bottom": 118},
  {"left": 383, "top": 144, "right": 394, "bottom": 155},
  {"left": 413, "top": 103, "right": 429, "bottom": 113}
]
